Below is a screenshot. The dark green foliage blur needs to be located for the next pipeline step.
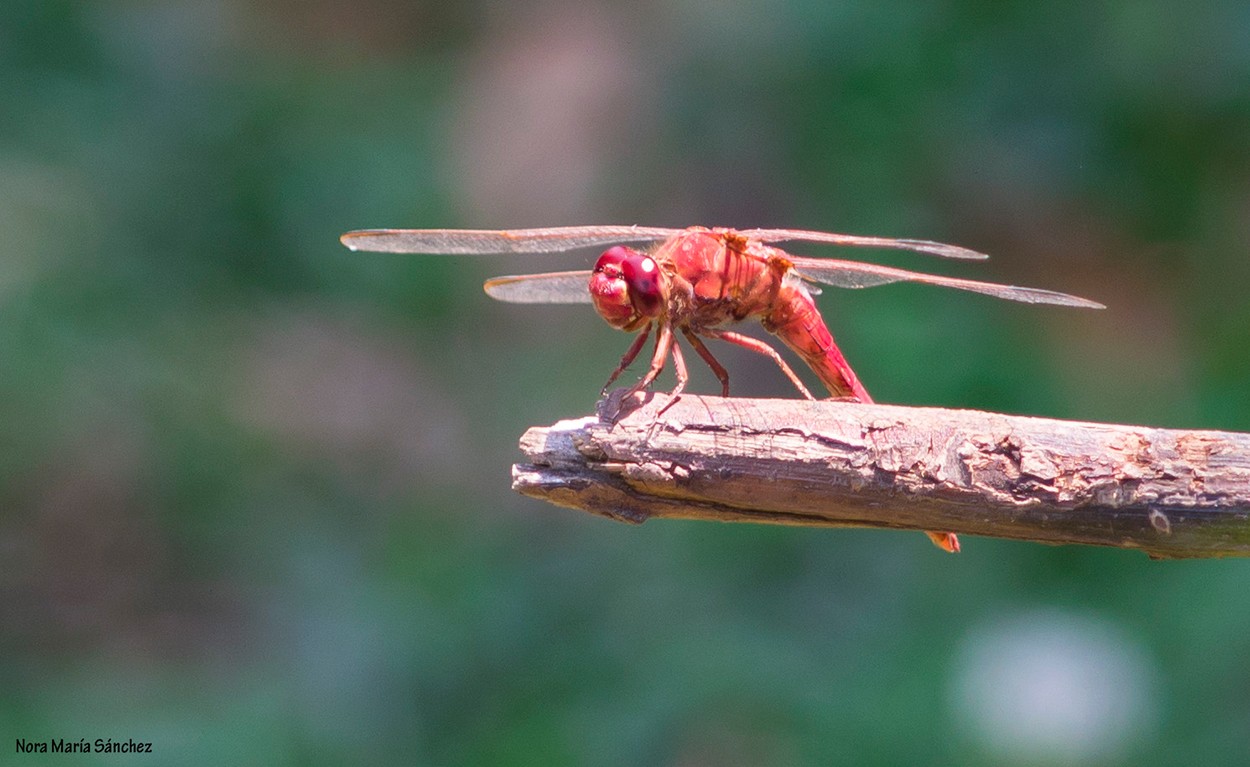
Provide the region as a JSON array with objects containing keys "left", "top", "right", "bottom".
[{"left": 2, "top": 1, "right": 1248, "bottom": 765}]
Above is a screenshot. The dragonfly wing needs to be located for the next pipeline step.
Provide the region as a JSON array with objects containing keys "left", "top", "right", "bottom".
[
  {"left": 789, "top": 257, "right": 1105, "bottom": 308},
  {"left": 483, "top": 270, "right": 593, "bottom": 304},
  {"left": 341, "top": 225, "right": 682, "bottom": 254},
  {"left": 739, "top": 228, "right": 990, "bottom": 261}
]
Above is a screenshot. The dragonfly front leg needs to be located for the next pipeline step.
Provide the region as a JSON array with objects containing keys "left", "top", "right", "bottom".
[
  {"left": 681, "top": 329, "right": 730, "bottom": 396},
  {"left": 624, "top": 322, "right": 674, "bottom": 398},
  {"left": 702, "top": 329, "right": 816, "bottom": 400},
  {"left": 602, "top": 324, "right": 652, "bottom": 395}
]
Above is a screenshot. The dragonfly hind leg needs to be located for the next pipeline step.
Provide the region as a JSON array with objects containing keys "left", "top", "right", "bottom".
[
  {"left": 701, "top": 329, "right": 816, "bottom": 400},
  {"left": 681, "top": 329, "right": 730, "bottom": 396}
]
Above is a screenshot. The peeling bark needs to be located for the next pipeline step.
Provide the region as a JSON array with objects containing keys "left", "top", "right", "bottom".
[{"left": 512, "top": 391, "right": 1250, "bottom": 559}]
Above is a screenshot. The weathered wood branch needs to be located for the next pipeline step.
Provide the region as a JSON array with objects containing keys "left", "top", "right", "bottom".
[{"left": 513, "top": 391, "right": 1250, "bottom": 559}]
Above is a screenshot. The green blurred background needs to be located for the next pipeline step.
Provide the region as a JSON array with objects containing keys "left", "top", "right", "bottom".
[{"left": 3, "top": 1, "right": 1249, "bottom": 764}]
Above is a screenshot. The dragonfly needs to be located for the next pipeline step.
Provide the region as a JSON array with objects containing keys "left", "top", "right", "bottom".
[{"left": 341, "top": 224, "right": 1104, "bottom": 553}]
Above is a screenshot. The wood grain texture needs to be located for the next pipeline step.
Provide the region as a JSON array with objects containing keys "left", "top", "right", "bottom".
[{"left": 513, "top": 391, "right": 1250, "bottom": 559}]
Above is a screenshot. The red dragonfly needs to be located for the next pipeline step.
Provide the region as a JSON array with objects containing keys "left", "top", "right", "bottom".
[{"left": 341, "top": 225, "right": 1104, "bottom": 552}]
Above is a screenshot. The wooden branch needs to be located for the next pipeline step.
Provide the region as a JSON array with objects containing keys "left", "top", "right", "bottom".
[{"left": 512, "top": 391, "right": 1250, "bottom": 559}]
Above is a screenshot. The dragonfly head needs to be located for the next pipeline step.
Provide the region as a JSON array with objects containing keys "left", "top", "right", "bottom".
[{"left": 589, "top": 246, "right": 664, "bottom": 330}]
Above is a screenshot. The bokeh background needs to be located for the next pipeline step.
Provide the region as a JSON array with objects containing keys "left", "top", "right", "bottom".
[{"left": 3, "top": 1, "right": 1249, "bottom": 764}]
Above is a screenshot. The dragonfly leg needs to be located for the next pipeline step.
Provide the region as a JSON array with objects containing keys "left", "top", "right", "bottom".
[
  {"left": 669, "top": 333, "right": 688, "bottom": 399},
  {"left": 602, "top": 324, "right": 652, "bottom": 395},
  {"left": 681, "top": 329, "right": 730, "bottom": 396},
  {"left": 655, "top": 332, "right": 690, "bottom": 416},
  {"left": 702, "top": 329, "right": 816, "bottom": 400},
  {"left": 624, "top": 322, "right": 674, "bottom": 398}
]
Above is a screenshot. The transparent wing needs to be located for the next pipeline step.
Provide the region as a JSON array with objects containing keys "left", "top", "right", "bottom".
[
  {"left": 789, "top": 257, "right": 1105, "bottom": 308},
  {"left": 483, "top": 271, "right": 593, "bottom": 304},
  {"left": 738, "top": 227, "right": 990, "bottom": 260},
  {"left": 340, "top": 225, "right": 682, "bottom": 254}
]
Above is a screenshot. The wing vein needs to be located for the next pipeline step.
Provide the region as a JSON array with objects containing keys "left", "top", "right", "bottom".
[
  {"left": 789, "top": 257, "right": 1104, "bottom": 308},
  {"left": 341, "top": 225, "right": 682, "bottom": 254}
]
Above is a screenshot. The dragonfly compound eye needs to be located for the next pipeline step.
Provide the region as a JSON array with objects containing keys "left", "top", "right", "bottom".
[
  {"left": 593, "top": 245, "right": 632, "bottom": 275},
  {"left": 590, "top": 245, "right": 646, "bottom": 329},
  {"left": 621, "top": 255, "right": 663, "bottom": 317}
]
